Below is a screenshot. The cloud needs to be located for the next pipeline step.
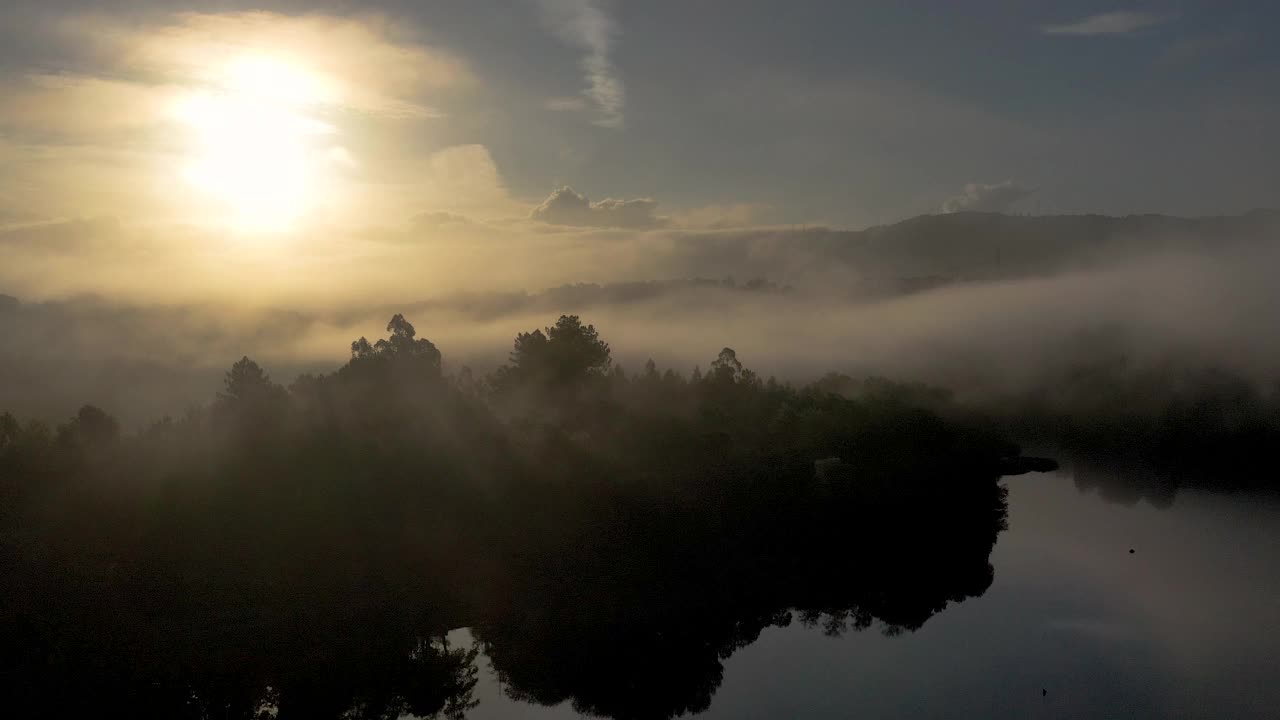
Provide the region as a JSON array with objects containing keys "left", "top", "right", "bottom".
[
  {"left": 369, "top": 144, "right": 526, "bottom": 224},
  {"left": 538, "top": 0, "right": 625, "bottom": 128},
  {"left": 531, "top": 186, "right": 666, "bottom": 228},
  {"left": 941, "top": 181, "right": 1034, "bottom": 213},
  {"left": 0, "top": 12, "right": 472, "bottom": 145},
  {"left": 672, "top": 203, "right": 772, "bottom": 229},
  {"left": 0, "top": 73, "right": 177, "bottom": 138},
  {"left": 544, "top": 96, "right": 590, "bottom": 112},
  {"left": 59, "top": 12, "right": 472, "bottom": 119},
  {"left": 1043, "top": 11, "right": 1178, "bottom": 36},
  {"left": 0, "top": 11, "right": 482, "bottom": 227},
  {"left": 411, "top": 211, "right": 477, "bottom": 229}
]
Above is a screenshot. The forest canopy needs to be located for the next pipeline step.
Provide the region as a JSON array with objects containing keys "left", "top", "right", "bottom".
[
  {"left": 2, "top": 313, "right": 1031, "bottom": 719},
  {"left": 3, "top": 312, "right": 1275, "bottom": 718}
]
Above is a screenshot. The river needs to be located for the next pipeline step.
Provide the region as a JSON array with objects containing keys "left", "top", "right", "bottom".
[{"left": 452, "top": 469, "right": 1280, "bottom": 719}]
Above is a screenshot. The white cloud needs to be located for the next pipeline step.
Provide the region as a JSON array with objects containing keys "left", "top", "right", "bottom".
[
  {"left": 530, "top": 186, "right": 665, "bottom": 228},
  {"left": 1043, "top": 11, "right": 1178, "bottom": 36},
  {"left": 544, "top": 96, "right": 589, "bottom": 112},
  {"left": 402, "top": 144, "right": 527, "bottom": 220},
  {"left": 538, "top": 0, "right": 625, "bottom": 128},
  {"left": 52, "top": 12, "right": 472, "bottom": 120},
  {"left": 941, "top": 181, "right": 1034, "bottom": 213},
  {"left": 0, "top": 17, "right": 469, "bottom": 236}
]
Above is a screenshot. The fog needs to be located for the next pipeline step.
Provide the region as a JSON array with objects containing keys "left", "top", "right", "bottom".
[
  {"left": 6, "top": 5, "right": 1279, "bottom": 718},
  {"left": 3, "top": 211, "right": 1279, "bottom": 426},
  {"left": 8, "top": 210, "right": 1276, "bottom": 717}
]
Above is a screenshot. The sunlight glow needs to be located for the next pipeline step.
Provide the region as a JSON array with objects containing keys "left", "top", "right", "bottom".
[{"left": 171, "top": 55, "right": 339, "bottom": 233}]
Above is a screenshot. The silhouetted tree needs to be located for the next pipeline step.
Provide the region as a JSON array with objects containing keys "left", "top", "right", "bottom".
[
  {"left": 0, "top": 312, "right": 1056, "bottom": 720},
  {"left": 347, "top": 314, "right": 443, "bottom": 380},
  {"left": 218, "top": 356, "right": 285, "bottom": 406},
  {"left": 493, "top": 315, "right": 612, "bottom": 404},
  {"left": 643, "top": 358, "right": 659, "bottom": 382}
]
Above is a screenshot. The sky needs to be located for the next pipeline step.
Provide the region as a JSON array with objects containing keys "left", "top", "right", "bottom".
[{"left": 0, "top": 1, "right": 1277, "bottom": 303}]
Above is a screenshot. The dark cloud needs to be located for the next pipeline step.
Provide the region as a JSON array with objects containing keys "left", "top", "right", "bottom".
[
  {"left": 941, "top": 181, "right": 1034, "bottom": 214},
  {"left": 530, "top": 186, "right": 667, "bottom": 229}
]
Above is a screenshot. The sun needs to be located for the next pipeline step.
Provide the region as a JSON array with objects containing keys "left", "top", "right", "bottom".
[{"left": 171, "top": 55, "right": 338, "bottom": 233}]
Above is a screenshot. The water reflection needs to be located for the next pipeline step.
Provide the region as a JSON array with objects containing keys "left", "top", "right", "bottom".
[
  {"left": 1063, "top": 451, "right": 1280, "bottom": 509},
  {"left": 1070, "top": 458, "right": 1178, "bottom": 509},
  {"left": 2, "top": 470, "right": 1008, "bottom": 719},
  {"left": 463, "top": 472, "right": 1280, "bottom": 720},
  {"left": 473, "top": 478, "right": 1006, "bottom": 719},
  {"left": 6, "top": 466, "right": 1278, "bottom": 719}
]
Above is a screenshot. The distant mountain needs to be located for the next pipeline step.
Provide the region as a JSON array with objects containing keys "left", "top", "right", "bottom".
[
  {"left": 2, "top": 209, "right": 1277, "bottom": 423},
  {"left": 679, "top": 209, "right": 1280, "bottom": 287},
  {"left": 845, "top": 209, "right": 1280, "bottom": 279}
]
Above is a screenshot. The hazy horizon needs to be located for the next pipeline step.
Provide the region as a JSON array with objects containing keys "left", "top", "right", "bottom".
[
  {"left": 2, "top": 4, "right": 1278, "bottom": 719},
  {"left": 3, "top": 1, "right": 1280, "bottom": 308}
]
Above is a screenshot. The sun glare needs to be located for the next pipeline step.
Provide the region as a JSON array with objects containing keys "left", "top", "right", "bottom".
[{"left": 171, "top": 55, "right": 338, "bottom": 233}]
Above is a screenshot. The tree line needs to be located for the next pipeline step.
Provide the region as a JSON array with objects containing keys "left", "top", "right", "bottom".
[{"left": 2, "top": 314, "right": 1030, "bottom": 719}]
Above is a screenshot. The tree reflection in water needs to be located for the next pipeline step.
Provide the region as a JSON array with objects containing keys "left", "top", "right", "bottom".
[{"left": 1, "top": 315, "right": 1023, "bottom": 719}]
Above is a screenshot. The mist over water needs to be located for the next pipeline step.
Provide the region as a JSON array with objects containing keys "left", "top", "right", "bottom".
[
  {"left": 5, "top": 212, "right": 1280, "bottom": 424},
  {"left": 4, "top": 2, "right": 1280, "bottom": 716},
  {"left": 3, "top": 211, "right": 1279, "bottom": 717}
]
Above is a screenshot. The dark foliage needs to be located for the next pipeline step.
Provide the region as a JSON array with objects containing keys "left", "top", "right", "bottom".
[
  {"left": 1, "top": 315, "right": 1033, "bottom": 719},
  {"left": 991, "top": 358, "right": 1280, "bottom": 505}
]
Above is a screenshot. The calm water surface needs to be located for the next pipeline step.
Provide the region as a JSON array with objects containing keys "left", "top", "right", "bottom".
[{"left": 452, "top": 470, "right": 1280, "bottom": 719}]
